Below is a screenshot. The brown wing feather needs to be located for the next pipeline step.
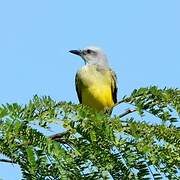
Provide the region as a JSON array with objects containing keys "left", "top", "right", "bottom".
[{"left": 75, "top": 72, "right": 82, "bottom": 103}]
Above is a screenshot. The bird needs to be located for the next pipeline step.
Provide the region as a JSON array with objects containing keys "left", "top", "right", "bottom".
[{"left": 69, "top": 46, "right": 117, "bottom": 114}]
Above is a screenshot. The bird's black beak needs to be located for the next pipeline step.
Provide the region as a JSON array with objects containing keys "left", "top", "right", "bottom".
[{"left": 69, "top": 50, "right": 82, "bottom": 56}]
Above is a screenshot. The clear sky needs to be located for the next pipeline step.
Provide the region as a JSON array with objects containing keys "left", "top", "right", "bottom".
[{"left": 0, "top": 1, "right": 179, "bottom": 179}]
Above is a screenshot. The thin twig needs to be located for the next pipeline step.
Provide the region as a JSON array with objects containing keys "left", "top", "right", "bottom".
[
  {"left": 113, "top": 92, "right": 151, "bottom": 108},
  {"left": 49, "top": 131, "right": 74, "bottom": 148},
  {"left": 49, "top": 130, "right": 70, "bottom": 141},
  {"left": 0, "top": 159, "right": 16, "bottom": 164},
  {"left": 16, "top": 131, "right": 70, "bottom": 148},
  {"left": 119, "top": 109, "right": 136, "bottom": 118},
  {"left": 113, "top": 99, "right": 127, "bottom": 108},
  {"left": 16, "top": 141, "right": 32, "bottom": 148}
]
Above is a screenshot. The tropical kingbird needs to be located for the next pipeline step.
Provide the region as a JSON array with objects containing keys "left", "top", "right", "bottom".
[{"left": 69, "top": 46, "right": 117, "bottom": 114}]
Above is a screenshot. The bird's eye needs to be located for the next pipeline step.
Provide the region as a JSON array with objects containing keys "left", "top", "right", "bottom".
[{"left": 86, "top": 49, "right": 92, "bottom": 54}]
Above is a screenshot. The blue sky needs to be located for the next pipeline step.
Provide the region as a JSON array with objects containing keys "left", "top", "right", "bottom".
[{"left": 0, "top": 1, "right": 179, "bottom": 179}]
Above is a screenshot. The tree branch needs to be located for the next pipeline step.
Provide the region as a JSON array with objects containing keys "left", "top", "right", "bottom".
[
  {"left": 0, "top": 159, "right": 16, "bottom": 164},
  {"left": 113, "top": 99, "right": 128, "bottom": 108},
  {"left": 15, "top": 130, "right": 71, "bottom": 149},
  {"left": 113, "top": 92, "right": 152, "bottom": 108},
  {"left": 119, "top": 109, "right": 136, "bottom": 118},
  {"left": 49, "top": 130, "right": 71, "bottom": 142}
]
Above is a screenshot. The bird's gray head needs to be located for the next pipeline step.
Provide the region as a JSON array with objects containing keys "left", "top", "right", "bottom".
[{"left": 69, "top": 46, "right": 109, "bottom": 66}]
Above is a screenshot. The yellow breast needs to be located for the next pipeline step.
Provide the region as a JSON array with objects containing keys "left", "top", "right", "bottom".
[
  {"left": 78, "top": 65, "right": 114, "bottom": 112},
  {"left": 82, "top": 85, "right": 114, "bottom": 111}
]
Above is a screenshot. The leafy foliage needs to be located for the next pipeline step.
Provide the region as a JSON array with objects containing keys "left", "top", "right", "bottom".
[{"left": 0, "top": 86, "right": 179, "bottom": 179}]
